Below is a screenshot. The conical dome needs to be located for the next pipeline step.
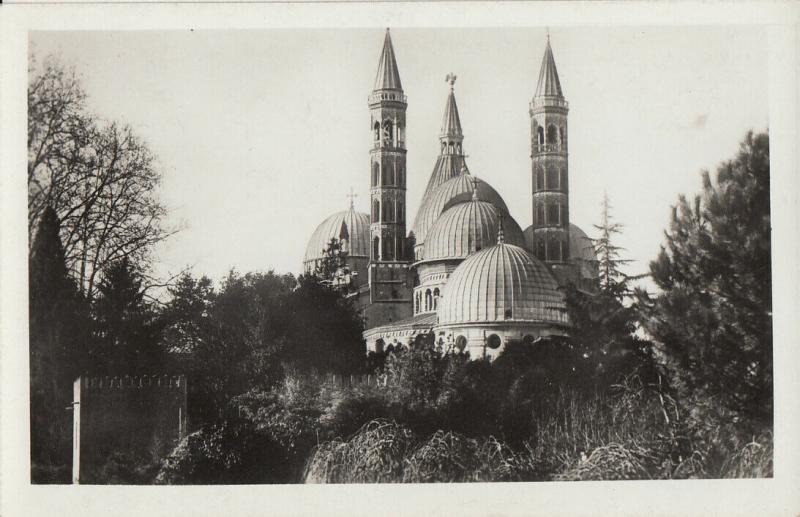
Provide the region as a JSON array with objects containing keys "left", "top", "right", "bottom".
[
  {"left": 438, "top": 242, "right": 568, "bottom": 326},
  {"left": 423, "top": 200, "right": 524, "bottom": 262},
  {"left": 304, "top": 207, "right": 370, "bottom": 265},
  {"left": 411, "top": 172, "right": 508, "bottom": 251},
  {"left": 374, "top": 29, "right": 403, "bottom": 91}
]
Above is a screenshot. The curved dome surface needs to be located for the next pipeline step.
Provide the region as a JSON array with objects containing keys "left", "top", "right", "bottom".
[
  {"left": 523, "top": 223, "right": 599, "bottom": 281},
  {"left": 410, "top": 172, "right": 508, "bottom": 248},
  {"left": 304, "top": 207, "right": 370, "bottom": 264},
  {"left": 423, "top": 200, "right": 525, "bottom": 262},
  {"left": 438, "top": 242, "right": 568, "bottom": 326}
]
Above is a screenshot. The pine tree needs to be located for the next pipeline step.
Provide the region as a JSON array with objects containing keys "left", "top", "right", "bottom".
[
  {"left": 313, "top": 238, "right": 352, "bottom": 292},
  {"left": 637, "top": 131, "right": 771, "bottom": 424},
  {"left": 91, "top": 257, "right": 164, "bottom": 373},
  {"left": 29, "top": 205, "right": 88, "bottom": 478},
  {"left": 593, "top": 193, "right": 637, "bottom": 298}
]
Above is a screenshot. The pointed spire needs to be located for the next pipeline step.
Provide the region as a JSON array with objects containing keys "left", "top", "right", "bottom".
[
  {"left": 374, "top": 29, "right": 403, "bottom": 91},
  {"left": 535, "top": 36, "right": 563, "bottom": 98},
  {"left": 440, "top": 73, "right": 463, "bottom": 140}
]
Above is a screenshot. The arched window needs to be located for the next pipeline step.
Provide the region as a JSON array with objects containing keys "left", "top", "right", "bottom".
[
  {"left": 455, "top": 335, "right": 467, "bottom": 351},
  {"left": 548, "top": 203, "right": 560, "bottom": 225},
  {"left": 372, "top": 199, "right": 380, "bottom": 221},
  {"left": 373, "top": 236, "right": 380, "bottom": 260},
  {"left": 383, "top": 198, "right": 394, "bottom": 222},
  {"left": 375, "top": 339, "right": 385, "bottom": 354},
  {"left": 383, "top": 120, "right": 393, "bottom": 145},
  {"left": 414, "top": 292, "right": 420, "bottom": 313},
  {"left": 383, "top": 237, "right": 393, "bottom": 260},
  {"left": 537, "top": 240, "right": 545, "bottom": 260},
  {"left": 433, "top": 288, "right": 440, "bottom": 309},
  {"left": 373, "top": 122, "right": 380, "bottom": 144},
  {"left": 547, "top": 167, "right": 559, "bottom": 189},
  {"left": 487, "top": 334, "right": 502, "bottom": 349},
  {"left": 547, "top": 124, "right": 558, "bottom": 144},
  {"left": 372, "top": 162, "right": 379, "bottom": 187},
  {"left": 537, "top": 126, "right": 545, "bottom": 146},
  {"left": 397, "top": 124, "right": 404, "bottom": 145},
  {"left": 425, "top": 289, "right": 432, "bottom": 312}
]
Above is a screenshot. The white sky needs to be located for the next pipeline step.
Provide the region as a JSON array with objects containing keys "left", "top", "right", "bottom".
[{"left": 30, "top": 27, "right": 768, "bottom": 286}]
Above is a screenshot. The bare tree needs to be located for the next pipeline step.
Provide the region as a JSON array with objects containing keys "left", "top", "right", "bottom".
[{"left": 28, "top": 55, "right": 177, "bottom": 300}]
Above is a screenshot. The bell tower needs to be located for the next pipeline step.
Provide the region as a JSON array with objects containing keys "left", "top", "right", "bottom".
[
  {"left": 365, "top": 28, "right": 413, "bottom": 327},
  {"left": 530, "top": 34, "right": 570, "bottom": 265},
  {"left": 369, "top": 28, "right": 408, "bottom": 262}
]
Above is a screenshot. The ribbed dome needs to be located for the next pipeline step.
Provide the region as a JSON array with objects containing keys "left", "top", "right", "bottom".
[
  {"left": 411, "top": 173, "right": 508, "bottom": 249},
  {"left": 438, "top": 242, "right": 568, "bottom": 326},
  {"left": 304, "top": 207, "right": 370, "bottom": 264},
  {"left": 524, "top": 223, "right": 599, "bottom": 281},
  {"left": 423, "top": 200, "right": 525, "bottom": 262}
]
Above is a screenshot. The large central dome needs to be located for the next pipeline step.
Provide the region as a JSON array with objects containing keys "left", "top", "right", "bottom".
[
  {"left": 411, "top": 172, "right": 508, "bottom": 252},
  {"left": 422, "top": 198, "right": 524, "bottom": 263},
  {"left": 438, "top": 241, "right": 569, "bottom": 327}
]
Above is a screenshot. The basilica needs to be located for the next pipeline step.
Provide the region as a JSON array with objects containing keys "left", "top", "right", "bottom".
[{"left": 304, "top": 29, "right": 598, "bottom": 360}]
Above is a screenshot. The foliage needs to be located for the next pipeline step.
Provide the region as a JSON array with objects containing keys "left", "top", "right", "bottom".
[
  {"left": 90, "top": 257, "right": 166, "bottom": 373},
  {"left": 637, "top": 131, "right": 772, "bottom": 423},
  {"left": 155, "top": 417, "right": 286, "bottom": 484},
  {"left": 29, "top": 206, "right": 90, "bottom": 475},
  {"left": 28, "top": 54, "right": 176, "bottom": 300}
]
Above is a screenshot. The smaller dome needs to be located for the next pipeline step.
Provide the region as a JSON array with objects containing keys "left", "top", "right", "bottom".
[
  {"left": 438, "top": 241, "right": 568, "bottom": 326},
  {"left": 304, "top": 207, "right": 370, "bottom": 265},
  {"left": 423, "top": 200, "right": 525, "bottom": 262},
  {"left": 523, "top": 223, "right": 599, "bottom": 281},
  {"left": 411, "top": 172, "right": 508, "bottom": 248}
]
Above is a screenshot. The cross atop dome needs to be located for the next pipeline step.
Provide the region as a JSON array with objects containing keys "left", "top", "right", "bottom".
[{"left": 347, "top": 187, "right": 358, "bottom": 209}]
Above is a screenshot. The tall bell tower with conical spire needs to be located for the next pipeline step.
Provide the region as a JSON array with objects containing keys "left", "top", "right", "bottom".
[
  {"left": 365, "top": 28, "right": 413, "bottom": 326},
  {"left": 530, "top": 33, "right": 570, "bottom": 266}
]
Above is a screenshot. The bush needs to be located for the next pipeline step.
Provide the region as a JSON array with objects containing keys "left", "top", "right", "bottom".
[{"left": 155, "top": 417, "right": 286, "bottom": 484}]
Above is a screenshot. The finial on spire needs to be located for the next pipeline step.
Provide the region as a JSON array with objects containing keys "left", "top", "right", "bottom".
[
  {"left": 497, "top": 212, "right": 506, "bottom": 244},
  {"left": 546, "top": 27, "right": 550, "bottom": 43},
  {"left": 446, "top": 73, "right": 457, "bottom": 90},
  {"left": 347, "top": 187, "right": 358, "bottom": 209}
]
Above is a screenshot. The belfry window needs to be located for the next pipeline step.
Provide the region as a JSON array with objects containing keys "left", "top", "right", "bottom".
[
  {"left": 383, "top": 120, "right": 393, "bottom": 145},
  {"left": 433, "top": 288, "right": 440, "bottom": 309},
  {"left": 548, "top": 203, "right": 560, "bottom": 225},
  {"left": 537, "top": 126, "right": 545, "bottom": 146},
  {"left": 547, "top": 167, "right": 559, "bottom": 189},
  {"left": 547, "top": 124, "right": 558, "bottom": 145},
  {"left": 425, "top": 289, "right": 432, "bottom": 312},
  {"left": 373, "top": 237, "right": 380, "bottom": 260},
  {"left": 373, "top": 122, "right": 380, "bottom": 144},
  {"left": 372, "top": 199, "right": 380, "bottom": 221}
]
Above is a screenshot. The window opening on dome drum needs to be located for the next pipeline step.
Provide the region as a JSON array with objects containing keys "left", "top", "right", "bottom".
[
  {"left": 487, "top": 334, "right": 502, "bottom": 350},
  {"left": 455, "top": 335, "right": 467, "bottom": 351}
]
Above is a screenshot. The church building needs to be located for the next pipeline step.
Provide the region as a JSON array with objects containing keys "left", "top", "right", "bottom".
[{"left": 304, "top": 29, "right": 598, "bottom": 360}]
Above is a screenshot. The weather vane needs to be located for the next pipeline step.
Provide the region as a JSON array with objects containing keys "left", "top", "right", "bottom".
[{"left": 446, "top": 73, "right": 457, "bottom": 89}]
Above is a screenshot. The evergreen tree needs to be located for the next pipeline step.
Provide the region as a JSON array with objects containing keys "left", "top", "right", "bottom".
[
  {"left": 29, "top": 206, "right": 88, "bottom": 478},
  {"left": 313, "top": 238, "right": 353, "bottom": 292},
  {"left": 90, "top": 257, "right": 165, "bottom": 373},
  {"left": 565, "top": 195, "right": 656, "bottom": 386},
  {"left": 637, "top": 131, "right": 771, "bottom": 423}
]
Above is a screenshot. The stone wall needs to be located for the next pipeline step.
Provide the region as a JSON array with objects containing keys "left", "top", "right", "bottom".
[{"left": 72, "top": 374, "right": 187, "bottom": 484}]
